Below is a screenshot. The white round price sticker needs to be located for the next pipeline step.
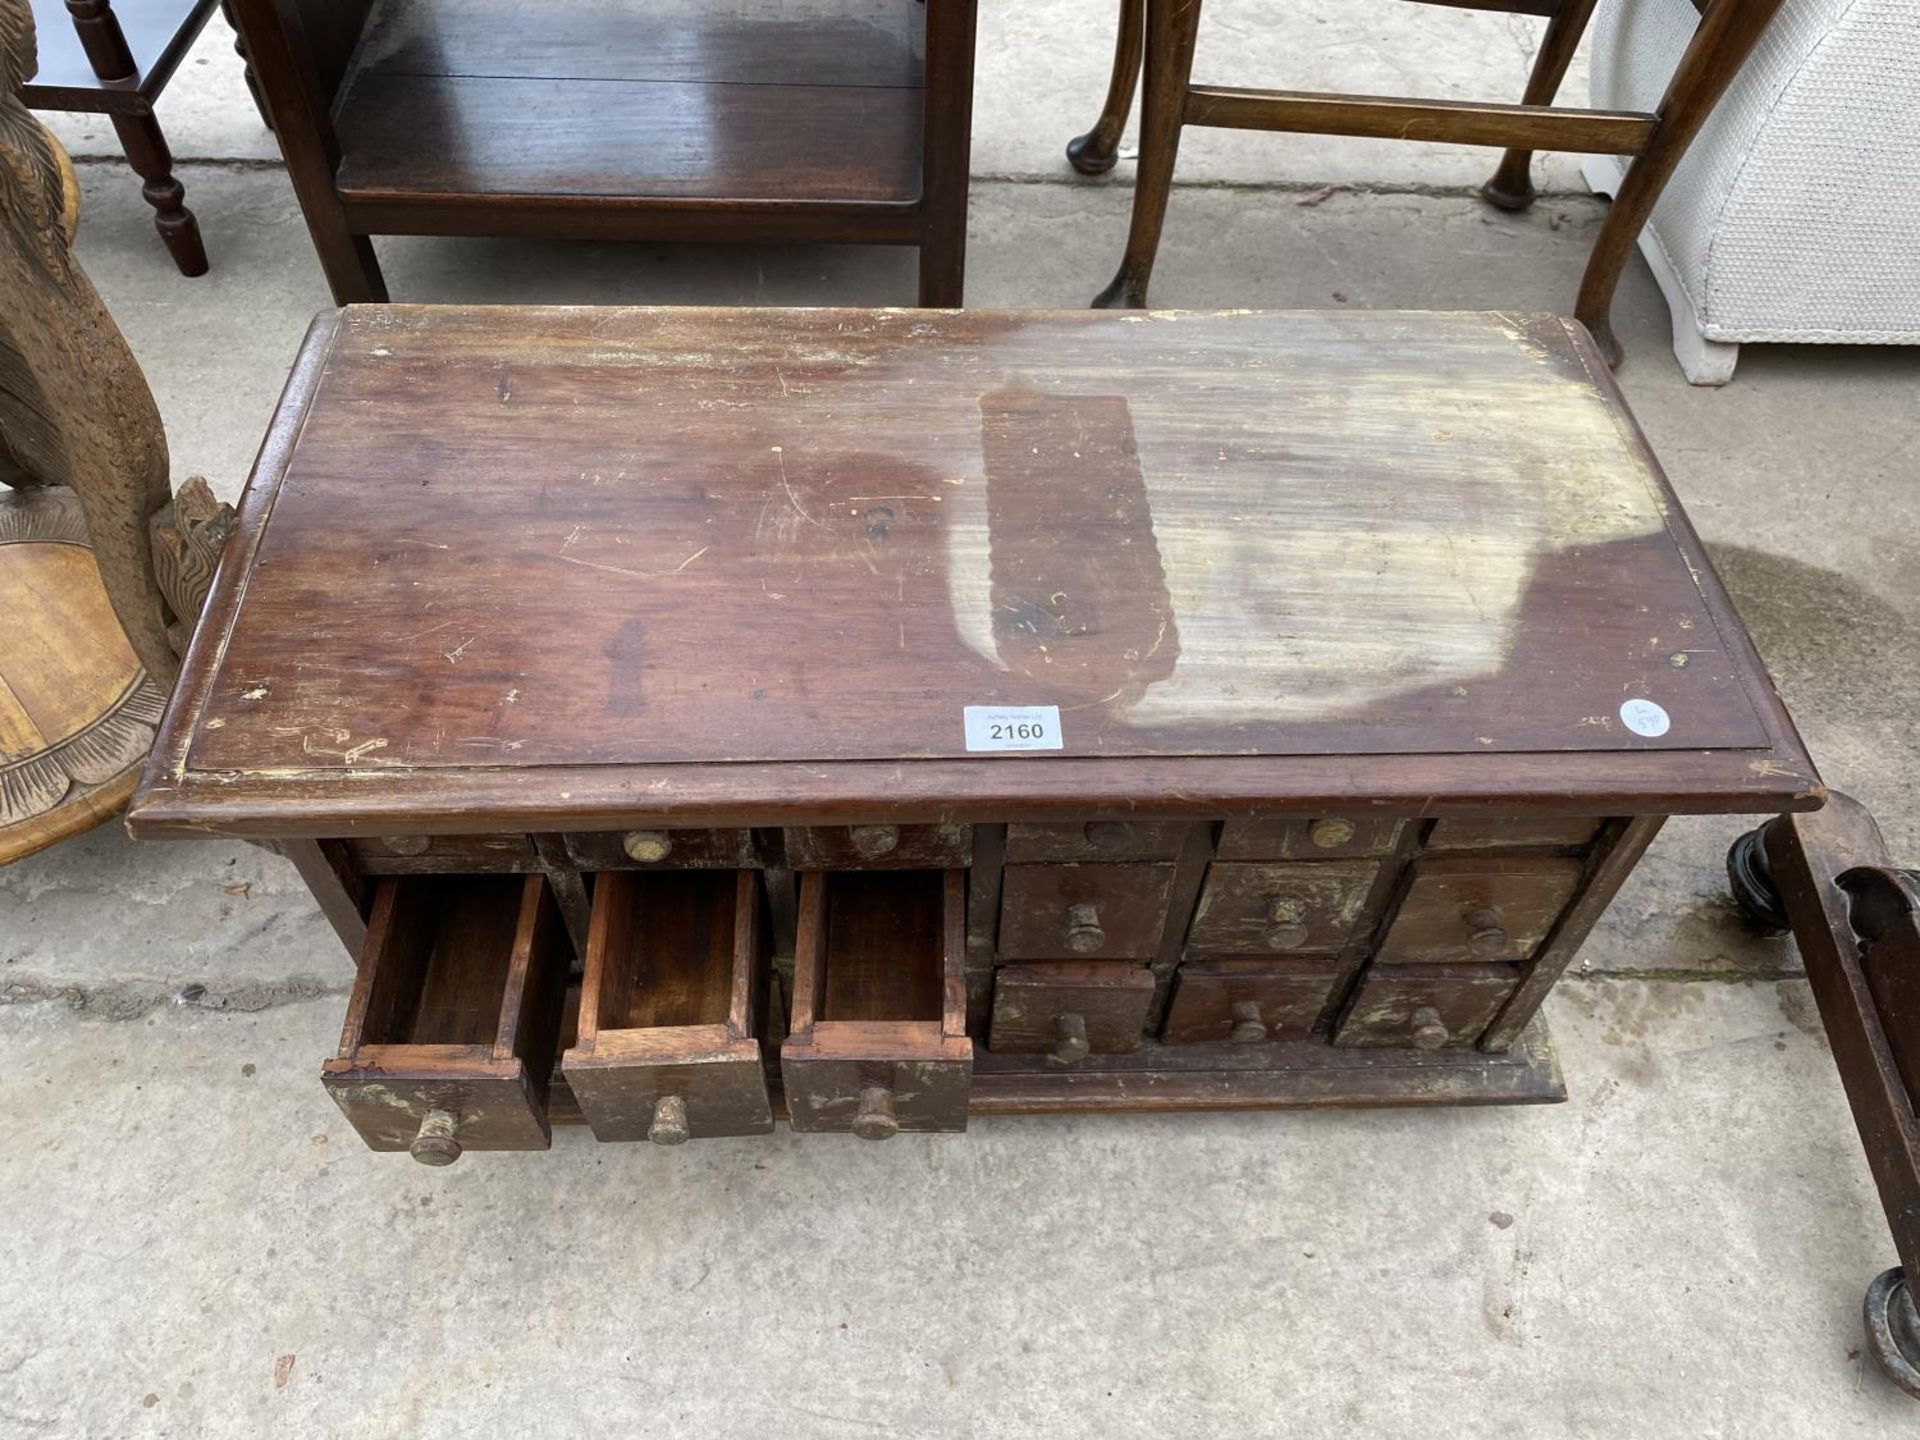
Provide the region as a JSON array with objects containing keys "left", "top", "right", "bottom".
[{"left": 1619, "top": 698, "right": 1671, "bottom": 737}]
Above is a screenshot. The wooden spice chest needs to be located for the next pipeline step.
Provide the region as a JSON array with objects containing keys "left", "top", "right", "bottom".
[{"left": 127, "top": 306, "right": 1821, "bottom": 1162}]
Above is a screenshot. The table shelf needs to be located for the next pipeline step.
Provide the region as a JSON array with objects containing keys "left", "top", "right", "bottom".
[
  {"left": 335, "top": 7, "right": 925, "bottom": 211},
  {"left": 231, "top": 0, "right": 974, "bottom": 301}
]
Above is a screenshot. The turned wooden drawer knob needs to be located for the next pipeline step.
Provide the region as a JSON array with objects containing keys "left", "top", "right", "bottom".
[
  {"left": 648, "top": 1094, "right": 690, "bottom": 1146},
  {"left": 1051, "top": 1012, "right": 1091, "bottom": 1065},
  {"left": 852, "top": 1084, "right": 899, "bottom": 1141},
  {"left": 1082, "top": 820, "right": 1132, "bottom": 851},
  {"left": 623, "top": 829, "right": 673, "bottom": 863},
  {"left": 1466, "top": 907, "right": 1508, "bottom": 958},
  {"left": 1065, "top": 902, "right": 1104, "bottom": 954},
  {"left": 850, "top": 824, "right": 900, "bottom": 859},
  {"left": 1266, "top": 896, "right": 1309, "bottom": 950},
  {"left": 1409, "top": 1006, "right": 1451, "bottom": 1050},
  {"left": 1309, "top": 818, "right": 1355, "bottom": 850},
  {"left": 410, "top": 1108, "right": 462, "bottom": 1166},
  {"left": 1230, "top": 1000, "right": 1268, "bottom": 1044},
  {"left": 383, "top": 834, "right": 431, "bottom": 856}
]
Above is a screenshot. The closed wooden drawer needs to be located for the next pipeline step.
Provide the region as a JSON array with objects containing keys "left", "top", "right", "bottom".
[
  {"left": 322, "top": 874, "right": 570, "bottom": 1162},
  {"left": 344, "top": 833, "right": 535, "bottom": 873},
  {"left": 1333, "top": 963, "right": 1519, "bottom": 1049},
  {"left": 1162, "top": 959, "right": 1344, "bottom": 1044},
  {"left": 1217, "top": 817, "right": 1404, "bottom": 861},
  {"left": 563, "top": 828, "right": 759, "bottom": 871},
  {"left": 989, "top": 963, "right": 1155, "bottom": 1063},
  {"left": 1004, "top": 820, "right": 1196, "bottom": 864},
  {"left": 782, "top": 870, "right": 972, "bottom": 1136},
  {"left": 1378, "top": 856, "right": 1584, "bottom": 964},
  {"left": 785, "top": 823, "right": 972, "bottom": 870},
  {"left": 1187, "top": 860, "right": 1382, "bottom": 956},
  {"left": 562, "top": 870, "right": 773, "bottom": 1145},
  {"left": 1425, "top": 817, "right": 1604, "bottom": 851},
  {"left": 997, "top": 863, "right": 1175, "bottom": 960}
]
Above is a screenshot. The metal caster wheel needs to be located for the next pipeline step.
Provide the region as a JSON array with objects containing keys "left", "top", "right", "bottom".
[
  {"left": 1865, "top": 1267, "right": 1920, "bottom": 1399},
  {"left": 1727, "top": 824, "right": 1790, "bottom": 937}
]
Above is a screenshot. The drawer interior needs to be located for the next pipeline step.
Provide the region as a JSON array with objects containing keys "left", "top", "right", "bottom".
[
  {"left": 817, "top": 871, "right": 947, "bottom": 1023},
  {"left": 591, "top": 870, "right": 743, "bottom": 1031},
  {"left": 563, "top": 869, "right": 773, "bottom": 1144},
  {"left": 326, "top": 873, "right": 570, "bottom": 1161},
  {"left": 783, "top": 868, "right": 972, "bottom": 1136},
  {"left": 356, "top": 875, "right": 529, "bottom": 1046}
]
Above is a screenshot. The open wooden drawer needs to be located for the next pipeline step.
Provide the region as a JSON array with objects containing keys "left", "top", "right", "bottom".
[
  {"left": 323, "top": 874, "right": 570, "bottom": 1164},
  {"left": 562, "top": 870, "right": 774, "bottom": 1145},
  {"left": 782, "top": 870, "right": 972, "bottom": 1138}
]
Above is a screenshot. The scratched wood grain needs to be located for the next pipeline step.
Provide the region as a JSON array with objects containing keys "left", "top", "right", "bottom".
[{"left": 185, "top": 308, "right": 1764, "bottom": 765}]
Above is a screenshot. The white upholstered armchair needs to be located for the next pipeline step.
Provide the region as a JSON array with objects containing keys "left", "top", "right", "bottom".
[{"left": 1585, "top": 0, "right": 1920, "bottom": 383}]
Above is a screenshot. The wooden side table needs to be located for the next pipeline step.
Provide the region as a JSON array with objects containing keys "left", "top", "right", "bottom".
[
  {"left": 129, "top": 306, "right": 1821, "bottom": 1163},
  {"left": 225, "top": 0, "right": 978, "bottom": 305},
  {"left": 20, "top": 0, "right": 221, "bottom": 275}
]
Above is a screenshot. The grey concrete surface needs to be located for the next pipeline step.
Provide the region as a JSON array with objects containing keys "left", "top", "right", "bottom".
[
  {"left": 6, "top": 5, "right": 1920, "bottom": 1436},
  {"left": 0, "top": 981, "right": 1908, "bottom": 1437}
]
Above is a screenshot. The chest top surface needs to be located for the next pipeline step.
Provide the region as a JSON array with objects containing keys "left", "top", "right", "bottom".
[{"left": 130, "top": 306, "right": 1818, "bottom": 834}]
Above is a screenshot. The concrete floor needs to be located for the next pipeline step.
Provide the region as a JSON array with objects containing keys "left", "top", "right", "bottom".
[{"left": 6, "top": 4, "right": 1920, "bottom": 1435}]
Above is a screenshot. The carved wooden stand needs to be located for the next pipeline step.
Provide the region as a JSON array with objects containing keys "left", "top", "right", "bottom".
[{"left": 2, "top": 0, "right": 231, "bottom": 862}]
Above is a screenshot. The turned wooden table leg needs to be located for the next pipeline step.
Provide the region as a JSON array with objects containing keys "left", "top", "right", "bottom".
[
  {"left": 1092, "top": 0, "right": 1204, "bottom": 309},
  {"left": 1575, "top": 0, "right": 1785, "bottom": 366},
  {"left": 1067, "top": 0, "right": 1145, "bottom": 176},
  {"left": 109, "top": 108, "right": 209, "bottom": 277},
  {"left": 63, "top": 0, "right": 208, "bottom": 276},
  {"left": 1482, "top": 0, "right": 1601, "bottom": 212}
]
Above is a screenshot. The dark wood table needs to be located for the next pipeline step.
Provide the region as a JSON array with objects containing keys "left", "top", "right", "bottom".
[
  {"left": 129, "top": 306, "right": 1821, "bottom": 1163},
  {"left": 225, "top": 0, "right": 976, "bottom": 305}
]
